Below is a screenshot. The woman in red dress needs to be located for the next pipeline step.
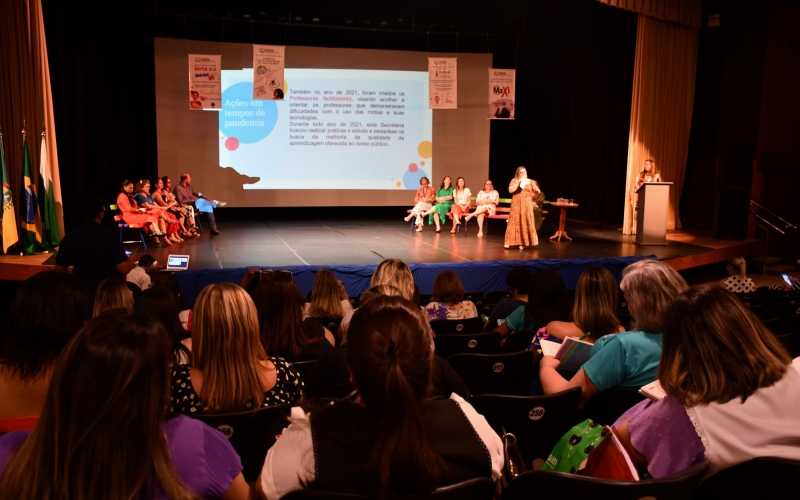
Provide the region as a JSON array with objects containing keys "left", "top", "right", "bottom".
[{"left": 116, "top": 180, "right": 171, "bottom": 246}]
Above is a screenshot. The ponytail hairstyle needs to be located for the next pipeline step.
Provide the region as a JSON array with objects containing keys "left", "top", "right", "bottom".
[
  {"left": 346, "top": 296, "right": 446, "bottom": 495},
  {"left": 0, "top": 311, "right": 200, "bottom": 500}
]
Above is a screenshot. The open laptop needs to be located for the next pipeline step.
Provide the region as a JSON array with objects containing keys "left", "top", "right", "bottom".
[{"left": 165, "top": 255, "right": 190, "bottom": 271}]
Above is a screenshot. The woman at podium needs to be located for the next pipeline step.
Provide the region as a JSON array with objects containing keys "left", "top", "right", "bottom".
[{"left": 636, "top": 159, "right": 661, "bottom": 190}]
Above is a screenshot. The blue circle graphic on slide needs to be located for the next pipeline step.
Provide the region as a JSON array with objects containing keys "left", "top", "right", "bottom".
[
  {"left": 219, "top": 82, "right": 278, "bottom": 144},
  {"left": 403, "top": 168, "right": 428, "bottom": 189}
]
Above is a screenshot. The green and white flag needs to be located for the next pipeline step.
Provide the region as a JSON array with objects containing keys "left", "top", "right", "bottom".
[{"left": 38, "top": 129, "right": 60, "bottom": 248}]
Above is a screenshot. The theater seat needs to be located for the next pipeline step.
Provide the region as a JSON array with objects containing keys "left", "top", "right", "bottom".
[
  {"left": 448, "top": 351, "right": 536, "bottom": 396},
  {"left": 576, "top": 387, "right": 646, "bottom": 426},
  {"left": 693, "top": 457, "right": 800, "bottom": 498},
  {"left": 291, "top": 360, "right": 318, "bottom": 380},
  {"left": 433, "top": 331, "right": 501, "bottom": 359},
  {"left": 430, "top": 317, "right": 485, "bottom": 336},
  {"left": 502, "top": 459, "right": 708, "bottom": 500},
  {"left": 279, "top": 476, "right": 496, "bottom": 499}
]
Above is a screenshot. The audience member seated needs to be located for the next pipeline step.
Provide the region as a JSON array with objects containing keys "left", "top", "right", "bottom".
[
  {"left": 258, "top": 296, "right": 502, "bottom": 499},
  {"left": 495, "top": 269, "right": 571, "bottom": 338},
  {"left": 615, "top": 284, "right": 800, "bottom": 478},
  {"left": 533, "top": 266, "right": 625, "bottom": 349},
  {"left": 154, "top": 276, "right": 193, "bottom": 330},
  {"left": 54, "top": 195, "right": 134, "bottom": 293},
  {"left": 304, "top": 269, "right": 353, "bottom": 321},
  {"left": 484, "top": 267, "right": 533, "bottom": 331},
  {"left": 340, "top": 258, "right": 416, "bottom": 337},
  {"left": 0, "top": 312, "right": 250, "bottom": 499},
  {"left": 539, "top": 260, "right": 687, "bottom": 406},
  {"left": 126, "top": 254, "right": 156, "bottom": 291},
  {"left": 0, "top": 272, "right": 88, "bottom": 433},
  {"left": 92, "top": 277, "right": 134, "bottom": 317},
  {"left": 424, "top": 270, "right": 478, "bottom": 321},
  {"left": 169, "top": 283, "right": 303, "bottom": 415},
  {"left": 252, "top": 271, "right": 335, "bottom": 362},
  {"left": 721, "top": 256, "right": 756, "bottom": 293},
  {"left": 136, "top": 287, "right": 192, "bottom": 365}
]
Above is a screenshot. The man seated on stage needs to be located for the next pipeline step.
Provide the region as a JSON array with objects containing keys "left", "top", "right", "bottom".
[
  {"left": 173, "top": 173, "right": 225, "bottom": 235},
  {"left": 55, "top": 195, "right": 133, "bottom": 294}
]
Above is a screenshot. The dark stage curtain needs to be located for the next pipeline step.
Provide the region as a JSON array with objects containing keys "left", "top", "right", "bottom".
[{"left": 41, "top": 0, "right": 637, "bottom": 227}]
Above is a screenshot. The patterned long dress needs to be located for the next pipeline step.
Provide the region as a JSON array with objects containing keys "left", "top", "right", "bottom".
[{"left": 505, "top": 182, "right": 539, "bottom": 247}]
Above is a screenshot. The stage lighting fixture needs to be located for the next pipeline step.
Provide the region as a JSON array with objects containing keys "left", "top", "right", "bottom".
[
  {"left": 312, "top": 18, "right": 320, "bottom": 23},
  {"left": 243, "top": 14, "right": 251, "bottom": 19}
]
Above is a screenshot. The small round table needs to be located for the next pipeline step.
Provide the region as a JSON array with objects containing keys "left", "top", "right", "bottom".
[{"left": 549, "top": 202, "right": 579, "bottom": 242}]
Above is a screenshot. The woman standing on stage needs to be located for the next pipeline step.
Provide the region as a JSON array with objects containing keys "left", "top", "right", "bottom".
[
  {"left": 404, "top": 177, "right": 436, "bottom": 232},
  {"left": 422, "top": 176, "right": 454, "bottom": 233},
  {"left": 636, "top": 159, "right": 661, "bottom": 189},
  {"left": 504, "top": 167, "right": 539, "bottom": 249},
  {"left": 464, "top": 179, "right": 499, "bottom": 237},
  {"left": 449, "top": 177, "right": 472, "bottom": 233}
]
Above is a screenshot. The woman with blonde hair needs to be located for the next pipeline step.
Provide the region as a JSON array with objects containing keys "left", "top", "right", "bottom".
[
  {"left": 169, "top": 283, "right": 303, "bottom": 414},
  {"left": 305, "top": 269, "right": 353, "bottom": 320},
  {"left": 615, "top": 284, "right": 800, "bottom": 478},
  {"left": 92, "top": 277, "right": 134, "bottom": 317},
  {"left": 721, "top": 256, "right": 756, "bottom": 293},
  {"left": 0, "top": 311, "right": 250, "bottom": 500},
  {"left": 539, "top": 260, "right": 687, "bottom": 406},
  {"left": 504, "top": 166, "right": 539, "bottom": 249}
]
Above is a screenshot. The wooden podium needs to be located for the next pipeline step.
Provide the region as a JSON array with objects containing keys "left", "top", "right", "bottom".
[{"left": 635, "top": 182, "right": 672, "bottom": 245}]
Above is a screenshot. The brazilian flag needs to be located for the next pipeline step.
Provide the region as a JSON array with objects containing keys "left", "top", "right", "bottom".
[{"left": 20, "top": 133, "right": 44, "bottom": 255}]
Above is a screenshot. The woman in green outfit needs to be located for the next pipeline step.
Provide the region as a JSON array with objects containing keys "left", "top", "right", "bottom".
[{"left": 422, "top": 176, "right": 453, "bottom": 232}]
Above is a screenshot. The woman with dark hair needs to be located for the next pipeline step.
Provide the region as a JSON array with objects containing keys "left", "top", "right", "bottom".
[
  {"left": 137, "top": 287, "right": 193, "bottom": 365},
  {"left": 153, "top": 276, "right": 192, "bottom": 330},
  {"left": 259, "top": 296, "right": 502, "bottom": 498},
  {"left": 134, "top": 179, "right": 184, "bottom": 243},
  {"left": 449, "top": 177, "right": 471, "bottom": 233},
  {"left": 92, "top": 277, "right": 134, "bottom": 317},
  {"left": 424, "top": 270, "right": 478, "bottom": 321},
  {"left": 169, "top": 283, "right": 303, "bottom": 415},
  {"left": 0, "top": 272, "right": 89, "bottom": 433},
  {"left": 615, "top": 285, "right": 800, "bottom": 478},
  {"left": 404, "top": 176, "right": 436, "bottom": 231},
  {"left": 540, "top": 260, "right": 687, "bottom": 406},
  {"left": 117, "top": 179, "right": 170, "bottom": 246},
  {"left": 421, "top": 176, "right": 454, "bottom": 233},
  {"left": 161, "top": 175, "right": 198, "bottom": 231},
  {"left": 252, "top": 271, "right": 335, "bottom": 362},
  {"left": 0, "top": 312, "right": 250, "bottom": 499},
  {"left": 495, "top": 269, "right": 570, "bottom": 337},
  {"left": 152, "top": 177, "right": 198, "bottom": 238}
]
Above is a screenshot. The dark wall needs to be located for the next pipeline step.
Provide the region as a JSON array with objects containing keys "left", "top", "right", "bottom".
[{"left": 41, "top": 0, "right": 636, "bottom": 229}]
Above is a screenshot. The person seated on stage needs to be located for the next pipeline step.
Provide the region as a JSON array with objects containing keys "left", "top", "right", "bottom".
[
  {"left": 258, "top": 296, "right": 503, "bottom": 500},
  {"left": 126, "top": 254, "right": 156, "bottom": 291},
  {"left": 169, "top": 283, "right": 303, "bottom": 415},
  {"left": 494, "top": 269, "right": 571, "bottom": 338},
  {"left": 136, "top": 287, "right": 193, "bottom": 365},
  {"left": 160, "top": 175, "right": 200, "bottom": 234},
  {"left": 304, "top": 269, "right": 353, "bottom": 322},
  {"left": 614, "top": 284, "right": 800, "bottom": 479},
  {"left": 152, "top": 177, "right": 198, "bottom": 238},
  {"left": 721, "top": 256, "right": 756, "bottom": 294},
  {"left": 339, "top": 259, "right": 417, "bottom": 339},
  {"left": 424, "top": 270, "right": 478, "bottom": 321},
  {"left": 117, "top": 180, "right": 171, "bottom": 246},
  {"left": 55, "top": 195, "right": 135, "bottom": 292},
  {"left": 421, "top": 176, "right": 454, "bottom": 233},
  {"left": 539, "top": 260, "right": 687, "bottom": 408},
  {"left": 484, "top": 267, "right": 533, "bottom": 331},
  {"left": 0, "top": 271, "right": 88, "bottom": 433},
  {"left": 133, "top": 179, "right": 183, "bottom": 243},
  {"left": 252, "top": 270, "right": 335, "bottom": 363},
  {"left": 174, "top": 173, "right": 224, "bottom": 235},
  {"left": 464, "top": 179, "right": 500, "bottom": 237},
  {"left": 92, "top": 277, "right": 134, "bottom": 318},
  {"left": 449, "top": 177, "right": 472, "bottom": 233},
  {"left": 404, "top": 176, "right": 436, "bottom": 231},
  {"left": 530, "top": 266, "right": 626, "bottom": 350},
  {"left": 0, "top": 312, "right": 250, "bottom": 500}
]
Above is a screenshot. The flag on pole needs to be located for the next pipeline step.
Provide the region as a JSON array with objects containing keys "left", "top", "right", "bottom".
[
  {"left": 0, "top": 130, "right": 19, "bottom": 254},
  {"left": 20, "top": 129, "right": 43, "bottom": 255},
  {"left": 38, "top": 127, "right": 60, "bottom": 248}
]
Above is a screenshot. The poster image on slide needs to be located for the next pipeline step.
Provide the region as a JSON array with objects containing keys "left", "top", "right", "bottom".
[{"left": 215, "top": 68, "right": 433, "bottom": 190}]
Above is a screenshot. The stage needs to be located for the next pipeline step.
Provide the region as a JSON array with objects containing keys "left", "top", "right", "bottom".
[{"left": 0, "top": 215, "right": 764, "bottom": 305}]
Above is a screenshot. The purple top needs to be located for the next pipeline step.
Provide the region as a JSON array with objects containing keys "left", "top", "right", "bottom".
[
  {"left": 614, "top": 395, "right": 705, "bottom": 479},
  {"left": 173, "top": 183, "right": 201, "bottom": 205},
  {"left": 0, "top": 415, "right": 242, "bottom": 499}
]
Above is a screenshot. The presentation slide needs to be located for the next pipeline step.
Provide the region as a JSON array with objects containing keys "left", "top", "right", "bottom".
[{"left": 217, "top": 69, "right": 433, "bottom": 190}]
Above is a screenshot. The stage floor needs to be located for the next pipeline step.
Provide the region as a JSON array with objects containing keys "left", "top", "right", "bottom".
[{"left": 105, "top": 216, "right": 729, "bottom": 270}]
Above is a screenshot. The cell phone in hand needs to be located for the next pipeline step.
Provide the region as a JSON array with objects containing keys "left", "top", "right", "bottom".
[{"left": 782, "top": 274, "right": 793, "bottom": 286}]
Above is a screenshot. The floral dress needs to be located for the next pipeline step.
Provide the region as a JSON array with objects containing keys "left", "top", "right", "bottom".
[
  {"left": 504, "top": 181, "right": 538, "bottom": 246},
  {"left": 424, "top": 300, "right": 478, "bottom": 321},
  {"left": 169, "top": 356, "right": 303, "bottom": 414}
]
